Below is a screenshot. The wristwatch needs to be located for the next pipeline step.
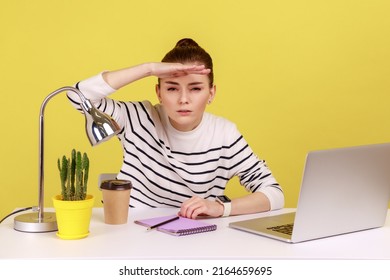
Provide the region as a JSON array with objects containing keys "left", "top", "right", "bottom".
[{"left": 216, "top": 195, "right": 232, "bottom": 217}]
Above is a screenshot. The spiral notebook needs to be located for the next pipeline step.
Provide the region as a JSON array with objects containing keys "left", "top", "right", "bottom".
[{"left": 135, "top": 215, "right": 217, "bottom": 236}]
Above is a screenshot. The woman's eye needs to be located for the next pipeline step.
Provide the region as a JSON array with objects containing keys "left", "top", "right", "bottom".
[
  {"left": 191, "top": 87, "right": 202, "bottom": 92},
  {"left": 167, "top": 87, "right": 177, "bottom": 92}
]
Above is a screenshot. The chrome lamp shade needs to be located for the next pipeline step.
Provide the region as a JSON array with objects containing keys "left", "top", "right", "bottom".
[
  {"left": 81, "top": 96, "right": 121, "bottom": 146},
  {"left": 13, "top": 86, "right": 120, "bottom": 233}
]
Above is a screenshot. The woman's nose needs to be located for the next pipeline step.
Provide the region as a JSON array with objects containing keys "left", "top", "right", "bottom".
[{"left": 179, "top": 90, "right": 190, "bottom": 104}]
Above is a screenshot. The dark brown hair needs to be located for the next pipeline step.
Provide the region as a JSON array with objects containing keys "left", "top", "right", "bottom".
[{"left": 161, "top": 38, "right": 214, "bottom": 86}]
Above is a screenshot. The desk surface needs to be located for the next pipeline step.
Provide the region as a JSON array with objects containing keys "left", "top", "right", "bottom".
[{"left": 1, "top": 208, "right": 390, "bottom": 260}]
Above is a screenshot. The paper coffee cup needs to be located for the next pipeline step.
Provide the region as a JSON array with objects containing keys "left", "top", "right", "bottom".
[{"left": 100, "top": 179, "right": 132, "bottom": 225}]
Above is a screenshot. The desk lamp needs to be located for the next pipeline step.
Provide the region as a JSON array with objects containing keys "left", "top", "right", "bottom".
[{"left": 14, "top": 87, "right": 120, "bottom": 232}]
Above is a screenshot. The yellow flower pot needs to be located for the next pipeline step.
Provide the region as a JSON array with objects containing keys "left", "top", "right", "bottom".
[{"left": 52, "top": 194, "right": 95, "bottom": 240}]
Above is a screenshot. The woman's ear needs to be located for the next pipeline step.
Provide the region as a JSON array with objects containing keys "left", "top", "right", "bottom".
[
  {"left": 208, "top": 84, "right": 216, "bottom": 104},
  {"left": 155, "top": 84, "right": 162, "bottom": 103}
]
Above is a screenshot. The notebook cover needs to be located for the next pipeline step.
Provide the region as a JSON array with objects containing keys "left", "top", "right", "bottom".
[{"left": 135, "top": 215, "right": 217, "bottom": 236}]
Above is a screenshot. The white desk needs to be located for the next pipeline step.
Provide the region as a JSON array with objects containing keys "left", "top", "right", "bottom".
[{"left": 1, "top": 208, "right": 390, "bottom": 260}]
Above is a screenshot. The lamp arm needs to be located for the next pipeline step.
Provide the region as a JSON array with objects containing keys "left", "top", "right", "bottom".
[
  {"left": 14, "top": 86, "right": 119, "bottom": 232},
  {"left": 38, "top": 86, "right": 89, "bottom": 220}
]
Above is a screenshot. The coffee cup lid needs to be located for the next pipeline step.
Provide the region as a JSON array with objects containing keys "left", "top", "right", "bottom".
[{"left": 100, "top": 179, "right": 132, "bottom": 191}]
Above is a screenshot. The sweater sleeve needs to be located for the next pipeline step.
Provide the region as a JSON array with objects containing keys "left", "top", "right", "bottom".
[
  {"left": 227, "top": 126, "right": 284, "bottom": 211},
  {"left": 259, "top": 182, "right": 285, "bottom": 210},
  {"left": 67, "top": 72, "right": 116, "bottom": 109},
  {"left": 239, "top": 155, "right": 285, "bottom": 211},
  {"left": 66, "top": 72, "right": 128, "bottom": 129}
]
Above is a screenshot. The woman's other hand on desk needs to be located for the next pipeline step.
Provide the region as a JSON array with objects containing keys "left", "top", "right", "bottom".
[
  {"left": 178, "top": 193, "right": 272, "bottom": 219},
  {"left": 178, "top": 196, "right": 223, "bottom": 219}
]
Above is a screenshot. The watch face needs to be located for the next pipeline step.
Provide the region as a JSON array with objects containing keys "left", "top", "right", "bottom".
[{"left": 217, "top": 195, "right": 231, "bottom": 203}]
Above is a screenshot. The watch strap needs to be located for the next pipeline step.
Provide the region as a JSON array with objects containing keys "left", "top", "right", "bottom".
[{"left": 222, "top": 201, "right": 232, "bottom": 217}]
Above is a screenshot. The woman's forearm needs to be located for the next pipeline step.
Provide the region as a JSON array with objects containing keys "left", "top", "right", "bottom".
[
  {"left": 230, "top": 192, "right": 271, "bottom": 216},
  {"left": 102, "top": 63, "right": 153, "bottom": 90},
  {"left": 102, "top": 62, "right": 210, "bottom": 90}
]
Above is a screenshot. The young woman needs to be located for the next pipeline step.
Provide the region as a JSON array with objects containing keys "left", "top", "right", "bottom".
[{"left": 67, "top": 38, "right": 284, "bottom": 219}]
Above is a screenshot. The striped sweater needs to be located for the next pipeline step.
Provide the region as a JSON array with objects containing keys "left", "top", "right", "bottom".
[{"left": 67, "top": 73, "right": 284, "bottom": 209}]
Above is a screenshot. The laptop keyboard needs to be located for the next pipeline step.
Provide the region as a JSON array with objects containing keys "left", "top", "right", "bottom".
[{"left": 267, "top": 223, "right": 294, "bottom": 235}]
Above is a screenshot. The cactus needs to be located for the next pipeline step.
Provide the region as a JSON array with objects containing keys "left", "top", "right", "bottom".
[{"left": 57, "top": 149, "right": 90, "bottom": 201}]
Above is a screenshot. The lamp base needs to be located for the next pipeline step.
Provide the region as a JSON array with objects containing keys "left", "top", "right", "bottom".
[{"left": 14, "top": 212, "right": 57, "bottom": 233}]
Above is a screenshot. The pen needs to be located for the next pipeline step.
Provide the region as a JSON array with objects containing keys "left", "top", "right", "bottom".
[{"left": 147, "top": 216, "right": 180, "bottom": 231}]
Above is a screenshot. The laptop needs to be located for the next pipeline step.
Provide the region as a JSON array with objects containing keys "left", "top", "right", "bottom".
[{"left": 229, "top": 143, "right": 390, "bottom": 243}]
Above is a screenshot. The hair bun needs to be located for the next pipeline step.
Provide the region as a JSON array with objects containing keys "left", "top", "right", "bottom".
[
  {"left": 175, "top": 38, "right": 199, "bottom": 48},
  {"left": 161, "top": 38, "right": 214, "bottom": 85}
]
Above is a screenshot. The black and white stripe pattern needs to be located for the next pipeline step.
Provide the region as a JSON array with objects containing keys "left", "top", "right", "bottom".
[{"left": 67, "top": 74, "right": 283, "bottom": 209}]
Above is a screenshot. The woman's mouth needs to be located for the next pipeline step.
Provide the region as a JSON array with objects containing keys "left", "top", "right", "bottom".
[{"left": 177, "top": 109, "right": 192, "bottom": 116}]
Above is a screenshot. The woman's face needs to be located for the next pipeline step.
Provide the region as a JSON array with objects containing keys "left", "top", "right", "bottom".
[{"left": 156, "top": 72, "right": 215, "bottom": 132}]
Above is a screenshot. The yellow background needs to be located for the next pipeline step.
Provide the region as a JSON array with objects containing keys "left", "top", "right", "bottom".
[{"left": 1, "top": 0, "right": 389, "bottom": 220}]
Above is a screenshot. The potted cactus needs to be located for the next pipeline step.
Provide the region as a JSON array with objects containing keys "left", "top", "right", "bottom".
[
  {"left": 57, "top": 149, "right": 89, "bottom": 201},
  {"left": 52, "top": 149, "right": 95, "bottom": 240}
]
